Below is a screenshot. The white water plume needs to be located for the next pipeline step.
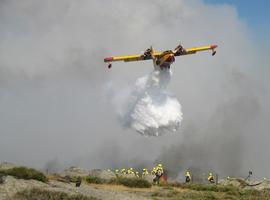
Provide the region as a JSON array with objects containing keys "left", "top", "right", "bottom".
[{"left": 112, "top": 69, "right": 183, "bottom": 136}]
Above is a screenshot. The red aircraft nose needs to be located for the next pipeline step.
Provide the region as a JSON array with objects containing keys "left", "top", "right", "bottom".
[{"left": 166, "top": 55, "right": 175, "bottom": 63}]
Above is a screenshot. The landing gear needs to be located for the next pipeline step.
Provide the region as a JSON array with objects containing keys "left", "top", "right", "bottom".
[{"left": 108, "top": 63, "right": 112, "bottom": 69}]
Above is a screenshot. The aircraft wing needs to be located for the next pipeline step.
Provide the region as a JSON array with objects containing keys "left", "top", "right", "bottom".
[
  {"left": 179, "top": 44, "right": 217, "bottom": 56},
  {"left": 104, "top": 52, "right": 166, "bottom": 63},
  {"left": 104, "top": 54, "right": 145, "bottom": 63}
]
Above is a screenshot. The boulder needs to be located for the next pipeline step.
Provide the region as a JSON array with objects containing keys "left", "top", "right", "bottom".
[
  {"left": 89, "top": 169, "right": 116, "bottom": 181},
  {"left": 0, "top": 176, "right": 48, "bottom": 200},
  {"left": 245, "top": 179, "right": 270, "bottom": 190},
  {"left": 219, "top": 177, "right": 247, "bottom": 188},
  {"left": 60, "top": 166, "right": 89, "bottom": 178}
]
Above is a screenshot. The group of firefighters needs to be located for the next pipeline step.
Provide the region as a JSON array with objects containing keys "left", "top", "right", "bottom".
[
  {"left": 111, "top": 163, "right": 164, "bottom": 183},
  {"left": 111, "top": 164, "right": 216, "bottom": 184}
]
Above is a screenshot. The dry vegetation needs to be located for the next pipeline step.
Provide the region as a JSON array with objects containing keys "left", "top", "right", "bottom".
[
  {"left": 151, "top": 184, "right": 270, "bottom": 200},
  {"left": 85, "top": 176, "right": 152, "bottom": 188},
  {"left": 109, "top": 177, "right": 152, "bottom": 188},
  {"left": 10, "top": 182, "right": 270, "bottom": 200},
  {"left": 13, "top": 188, "right": 99, "bottom": 200},
  {"left": 83, "top": 176, "right": 270, "bottom": 199}
]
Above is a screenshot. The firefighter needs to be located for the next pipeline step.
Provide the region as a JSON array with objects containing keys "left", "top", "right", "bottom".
[
  {"left": 185, "top": 171, "right": 191, "bottom": 183},
  {"left": 156, "top": 164, "right": 164, "bottom": 173},
  {"left": 115, "top": 169, "right": 119, "bottom": 176},
  {"left": 208, "top": 173, "right": 215, "bottom": 183},
  {"left": 245, "top": 171, "right": 253, "bottom": 181},
  {"left": 151, "top": 167, "right": 157, "bottom": 175},
  {"left": 153, "top": 164, "right": 164, "bottom": 184},
  {"left": 75, "top": 176, "right": 82, "bottom": 187},
  {"left": 142, "top": 168, "right": 149, "bottom": 177},
  {"left": 128, "top": 167, "right": 135, "bottom": 175},
  {"left": 121, "top": 168, "right": 126, "bottom": 174}
]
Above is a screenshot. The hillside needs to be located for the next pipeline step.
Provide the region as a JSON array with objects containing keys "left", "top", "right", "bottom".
[{"left": 1, "top": 162, "right": 270, "bottom": 200}]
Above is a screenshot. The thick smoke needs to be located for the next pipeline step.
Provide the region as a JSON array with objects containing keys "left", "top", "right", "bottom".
[
  {"left": 0, "top": 0, "right": 269, "bottom": 180},
  {"left": 111, "top": 69, "right": 182, "bottom": 136}
]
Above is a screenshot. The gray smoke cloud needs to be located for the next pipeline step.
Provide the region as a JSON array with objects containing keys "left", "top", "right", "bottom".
[
  {"left": 0, "top": 0, "right": 269, "bottom": 180},
  {"left": 157, "top": 74, "right": 261, "bottom": 180}
]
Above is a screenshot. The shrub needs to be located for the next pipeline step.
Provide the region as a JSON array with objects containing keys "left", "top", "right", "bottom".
[
  {"left": 85, "top": 176, "right": 151, "bottom": 188},
  {"left": 63, "top": 175, "right": 79, "bottom": 183},
  {"left": 170, "top": 182, "right": 240, "bottom": 194},
  {"left": 0, "top": 167, "right": 48, "bottom": 183},
  {"left": 170, "top": 191, "right": 218, "bottom": 200},
  {"left": 85, "top": 176, "right": 105, "bottom": 184},
  {"left": 239, "top": 189, "right": 270, "bottom": 199},
  {"left": 14, "top": 188, "right": 98, "bottom": 200},
  {"left": 113, "top": 177, "right": 151, "bottom": 188},
  {"left": 240, "top": 189, "right": 261, "bottom": 196}
]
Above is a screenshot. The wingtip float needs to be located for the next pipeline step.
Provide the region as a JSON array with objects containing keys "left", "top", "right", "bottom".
[{"left": 104, "top": 43, "right": 217, "bottom": 70}]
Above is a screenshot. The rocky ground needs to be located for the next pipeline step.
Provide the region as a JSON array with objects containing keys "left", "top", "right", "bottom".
[{"left": 0, "top": 175, "right": 156, "bottom": 200}]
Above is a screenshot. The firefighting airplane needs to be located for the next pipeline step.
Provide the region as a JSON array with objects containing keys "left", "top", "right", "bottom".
[{"left": 104, "top": 44, "right": 217, "bottom": 70}]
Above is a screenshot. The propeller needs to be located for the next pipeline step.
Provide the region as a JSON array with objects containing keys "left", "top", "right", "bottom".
[{"left": 173, "top": 43, "right": 186, "bottom": 55}]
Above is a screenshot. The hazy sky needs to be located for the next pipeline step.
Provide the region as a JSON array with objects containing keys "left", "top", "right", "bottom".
[
  {"left": 203, "top": 0, "right": 270, "bottom": 45},
  {"left": 0, "top": 0, "right": 269, "bottom": 180}
]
